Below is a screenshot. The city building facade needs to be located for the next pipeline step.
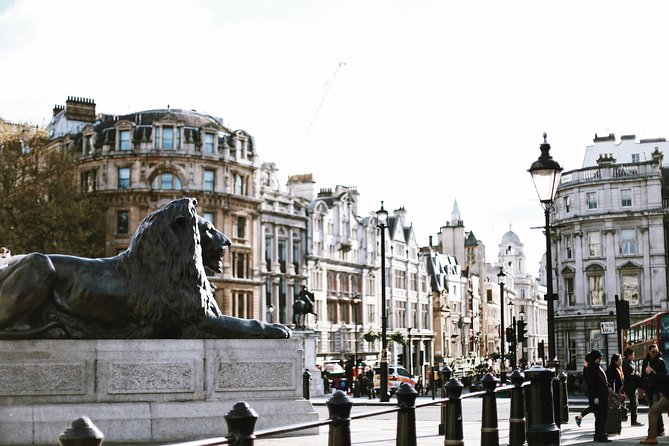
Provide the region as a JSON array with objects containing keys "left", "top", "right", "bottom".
[{"left": 552, "top": 134, "right": 669, "bottom": 372}]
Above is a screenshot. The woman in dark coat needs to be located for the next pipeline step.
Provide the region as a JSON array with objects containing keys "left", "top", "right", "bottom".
[
  {"left": 585, "top": 350, "right": 611, "bottom": 443},
  {"left": 606, "top": 353, "right": 624, "bottom": 393}
]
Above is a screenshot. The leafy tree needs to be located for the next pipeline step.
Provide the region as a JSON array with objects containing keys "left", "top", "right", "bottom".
[{"left": 0, "top": 121, "right": 106, "bottom": 257}]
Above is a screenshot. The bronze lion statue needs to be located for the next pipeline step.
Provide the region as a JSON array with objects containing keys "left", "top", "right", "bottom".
[{"left": 0, "top": 198, "right": 291, "bottom": 339}]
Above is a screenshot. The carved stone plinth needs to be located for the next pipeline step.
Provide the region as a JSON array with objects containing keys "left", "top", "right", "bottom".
[{"left": 0, "top": 339, "right": 317, "bottom": 444}]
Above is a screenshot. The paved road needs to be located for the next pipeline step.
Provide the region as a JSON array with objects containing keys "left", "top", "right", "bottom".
[{"left": 256, "top": 394, "right": 655, "bottom": 445}]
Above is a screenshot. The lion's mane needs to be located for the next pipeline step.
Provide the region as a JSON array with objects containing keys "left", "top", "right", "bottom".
[{"left": 117, "top": 198, "right": 216, "bottom": 337}]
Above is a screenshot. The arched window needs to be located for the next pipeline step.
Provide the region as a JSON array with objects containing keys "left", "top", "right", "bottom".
[{"left": 152, "top": 172, "right": 182, "bottom": 190}]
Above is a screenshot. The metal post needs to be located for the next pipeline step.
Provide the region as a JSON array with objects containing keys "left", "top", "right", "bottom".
[
  {"left": 524, "top": 365, "right": 559, "bottom": 446},
  {"left": 498, "top": 268, "right": 506, "bottom": 383},
  {"left": 444, "top": 377, "right": 464, "bottom": 446},
  {"left": 480, "top": 373, "right": 500, "bottom": 446},
  {"left": 58, "top": 417, "right": 104, "bottom": 446},
  {"left": 559, "top": 371, "right": 569, "bottom": 423},
  {"left": 395, "top": 383, "right": 418, "bottom": 446},
  {"left": 303, "top": 369, "right": 311, "bottom": 400},
  {"left": 224, "top": 402, "right": 259, "bottom": 446},
  {"left": 326, "top": 390, "right": 353, "bottom": 446},
  {"left": 438, "top": 364, "right": 452, "bottom": 435},
  {"left": 378, "top": 204, "right": 390, "bottom": 403},
  {"left": 508, "top": 370, "right": 526, "bottom": 446}
]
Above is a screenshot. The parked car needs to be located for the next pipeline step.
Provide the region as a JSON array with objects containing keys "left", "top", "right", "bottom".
[{"left": 373, "top": 365, "right": 416, "bottom": 394}]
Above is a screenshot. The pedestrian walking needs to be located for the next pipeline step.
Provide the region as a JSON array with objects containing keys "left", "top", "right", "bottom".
[
  {"left": 622, "top": 348, "right": 644, "bottom": 427},
  {"left": 640, "top": 347, "right": 669, "bottom": 444},
  {"left": 576, "top": 352, "right": 595, "bottom": 427},
  {"left": 585, "top": 349, "right": 611, "bottom": 443},
  {"left": 642, "top": 344, "right": 667, "bottom": 437}
]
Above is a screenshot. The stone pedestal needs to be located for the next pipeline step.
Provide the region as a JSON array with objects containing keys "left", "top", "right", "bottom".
[
  {"left": 292, "top": 329, "right": 325, "bottom": 396},
  {"left": 0, "top": 339, "right": 317, "bottom": 445}
]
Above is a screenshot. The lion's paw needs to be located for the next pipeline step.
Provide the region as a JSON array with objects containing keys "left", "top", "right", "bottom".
[{"left": 267, "top": 323, "right": 291, "bottom": 339}]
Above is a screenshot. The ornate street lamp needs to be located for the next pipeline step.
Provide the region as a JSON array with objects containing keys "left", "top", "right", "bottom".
[
  {"left": 497, "top": 267, "right": 506, "bottom": 382},
  {"left": 376, "top": 202, "right": 390, "bottom": 402},
  {"left": 352, "top": 294, "right": 361, "bottom": 377},
  {"left": 528, "top": 132, "right": 563, "bottom": 368}
]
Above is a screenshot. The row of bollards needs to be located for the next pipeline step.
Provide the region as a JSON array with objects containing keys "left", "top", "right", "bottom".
[{"left": 55, "top": 364, "right": 565, "bottom": 446}]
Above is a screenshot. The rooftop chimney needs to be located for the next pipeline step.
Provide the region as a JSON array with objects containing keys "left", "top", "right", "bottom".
[{"left": 65, "top": 96, "right": 96, "bottom": 122}]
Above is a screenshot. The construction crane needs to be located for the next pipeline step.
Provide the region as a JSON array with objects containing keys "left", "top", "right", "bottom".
[{"left": 296, "top": 61, "right": 346, "bottom": 157}]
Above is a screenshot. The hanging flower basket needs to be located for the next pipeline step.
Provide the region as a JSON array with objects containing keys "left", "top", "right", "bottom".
[
  {"left": 363, "top": 329, "right": 379, "bottom": 343},
  {"left": 390, "top": 331, "right": 406, "bottom": 344}
]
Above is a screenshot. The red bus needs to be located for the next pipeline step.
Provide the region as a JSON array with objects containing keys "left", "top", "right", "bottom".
[{"left": 624, "top": 311, "right": 669, "bottom": 369}]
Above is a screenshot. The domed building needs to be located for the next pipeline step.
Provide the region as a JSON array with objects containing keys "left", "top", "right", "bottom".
[{"left": 46, "top": 96, "right": 262, "bottom": 318}]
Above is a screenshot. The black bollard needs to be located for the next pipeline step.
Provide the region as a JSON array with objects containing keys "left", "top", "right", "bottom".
[
  {"left": 396, "top": 383, "right": 418, "bottom": 446},
  {"left": 524, "top": 365, "right": 559, "bottom": 446},
  {"left": 225, "top": 401, "right": 258, "bottom": 446},
  {"left": 438, "top": 364, "right": 452, "bottom": 435},
  {"left": 480, "top": 373, "right": 500, "bottom": 446},
  {"left": 443, "top": 377, "right": 464, "bottom": 446},
  {"left": 326, "top": 389, "right": 353, "bottom": 446},
  {"left": 303, "top": 369, "right": 311, "bottom": 400},
  {"left": 508, "top": 369, "right": 526, "bottom": 446},
  {"left": 58, "top": 417, "right": 104, "bottom": 446},
  {"left": 551, "top": 375, "right": 561, "bottom": 428},
  {"left": 559, "top": 371, "right": 569, "bottom": 423}
]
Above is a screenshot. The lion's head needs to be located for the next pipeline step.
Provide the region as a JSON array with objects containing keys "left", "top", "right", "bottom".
[{"left": 198, "top": 216, "right": 231, "bottom": 273}]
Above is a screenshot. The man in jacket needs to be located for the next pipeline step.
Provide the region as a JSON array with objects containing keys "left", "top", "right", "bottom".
[
  {"left": 585, "top": 350, "right": 611, "bottom": 443},
  {"left": 642, "top": 344, "right": 667, "bottom": 437},
  {"left": 640, "top": 345, "right": 669, "bottom": 444},
  {"left": 623, "top": 348, "right": 644, "bottom": 427}
]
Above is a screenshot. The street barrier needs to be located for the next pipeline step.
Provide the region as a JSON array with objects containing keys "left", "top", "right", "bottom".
[{"left": 55, "top": 365, "right": 568, "bottom": 446}]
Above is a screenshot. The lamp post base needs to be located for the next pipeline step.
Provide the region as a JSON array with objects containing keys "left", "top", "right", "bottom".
[{"left": 379, "top": 356, "right": 390, "bottom": 402}]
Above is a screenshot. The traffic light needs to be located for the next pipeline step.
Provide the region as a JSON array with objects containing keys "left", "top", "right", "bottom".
[
  {"left": 616, "top": 297, "right": 630, "bottom": 329},
  {"left": 505, "top": 326, "right": 515, "bottom": 343},
  {"left": 538, "top": 340, "right": 545, "bottom": 360},
  {"left": 517, "top": 320, "right": 527, "bottom": 343}
]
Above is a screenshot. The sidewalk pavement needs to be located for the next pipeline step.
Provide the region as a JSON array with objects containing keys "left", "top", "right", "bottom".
[{"left": 257, "top": 393, "right": 658, "bottom": 445}]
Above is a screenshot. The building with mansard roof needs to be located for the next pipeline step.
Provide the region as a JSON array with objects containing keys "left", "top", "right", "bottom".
[{"left": 46, "top": 96, "right": 262, "bottom": 319}]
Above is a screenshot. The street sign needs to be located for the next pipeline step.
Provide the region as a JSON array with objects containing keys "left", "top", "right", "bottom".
[{"left": 600, "top": 321, "right": 615, "bottom": 334}]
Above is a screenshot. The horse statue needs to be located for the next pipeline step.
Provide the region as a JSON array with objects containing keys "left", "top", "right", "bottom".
[{"left": 292, "top": 285, "right": 317, "bottom": 329}]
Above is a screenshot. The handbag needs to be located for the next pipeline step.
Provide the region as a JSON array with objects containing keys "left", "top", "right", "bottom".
[{"left": 608, "top": 388, "right": 622, "bottom": 410}]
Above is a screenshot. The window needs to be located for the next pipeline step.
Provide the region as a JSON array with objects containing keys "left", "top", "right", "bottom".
[
  {"left": 563, "top": 235, "right": 573, "bottom": 259},
  {"left": 81, "top": 170, "right": 97, "bottom": 192},
  {"left": 396, "top": 300, "right": 406, "bottom": 328},
  {"left": 564, "top": 195, "right": 571, "bottom": 213},
  {"left": 278, "top": 239, "right": 286, "bottom": 273},
  {"left": 235, "top": 174, "right": 246, "bottom": 195},
  {"left": 588, "top": 273, "right": 604, "bottom": 306},
  {"left": 118, "top": 167, "right": 130, "bottom": 189},
  {"left": 232, "top": 251, "right": 250, "bottom": 278},
  {"left": 622, "top": 271, "right": 640, "bottom": 305},
  {"left": 155, "top": 125, "right": 180, "bottom": 150},
  {"left": 264, "top": 236, "right": 272, "bottom": 272},
  {"left": 395, "top": 270, "right": 406, "bottom": 289},
  {"left": 117, "top": 210, "right": 129, "bottom": 234},
  {"left": 202, "top": 211, "right": 215, "bottom": 224},
  {"left": 632, "top": 153, "right": 640, "bottom": 163},
  {"left": 587, "top": 192, "right": 598, "bottom": 210},
  {"left": 152, "top": 172, "right": 182, "bottom": 190},
  {"left": 204, "top": 132, "right": 215, "bottom": 154},
  {"left": 292, "top": 240, "right": 301, "bottom": 274},
  {"left": 588, "top": 231, "right": 601, "bottom": 257},
  {"left": 204, "top": 169, "right": 215, "bottom": 192},
  {"left": 621, "top": 189, "right": 632, "bottom": 207},
  {"left": 620, "top": 229, "right": 637, "bottom": 255},
  {"left": 565, "top": 276, "right": 575, "bottom": 306},
  {"left": 232, "top": 291, "right": 252, "bottom": 319},
  {"left": 119, "top": 130, "right": 131, "bottom": 151},
  {"left": 236, "top": 216, "right": 246, "bottom": 239}
]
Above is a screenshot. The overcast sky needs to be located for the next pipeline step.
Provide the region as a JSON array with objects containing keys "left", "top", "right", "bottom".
[{"left": 2, "top": 0, "right": 669, "bottom": 276}]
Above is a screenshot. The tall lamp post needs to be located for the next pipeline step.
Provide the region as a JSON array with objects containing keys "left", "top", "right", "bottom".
[
  {"left": 352, "top": 295, "right": 361, "bottom": 372},
  {"left": 376, "top": 202, "right": 390, "bottom": 402},
  {"left": 497, "top": 268, "right": 506, "bottom": 382},
  {"left": 528, "top": 133, "right": 563, "bottom": 368}
]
